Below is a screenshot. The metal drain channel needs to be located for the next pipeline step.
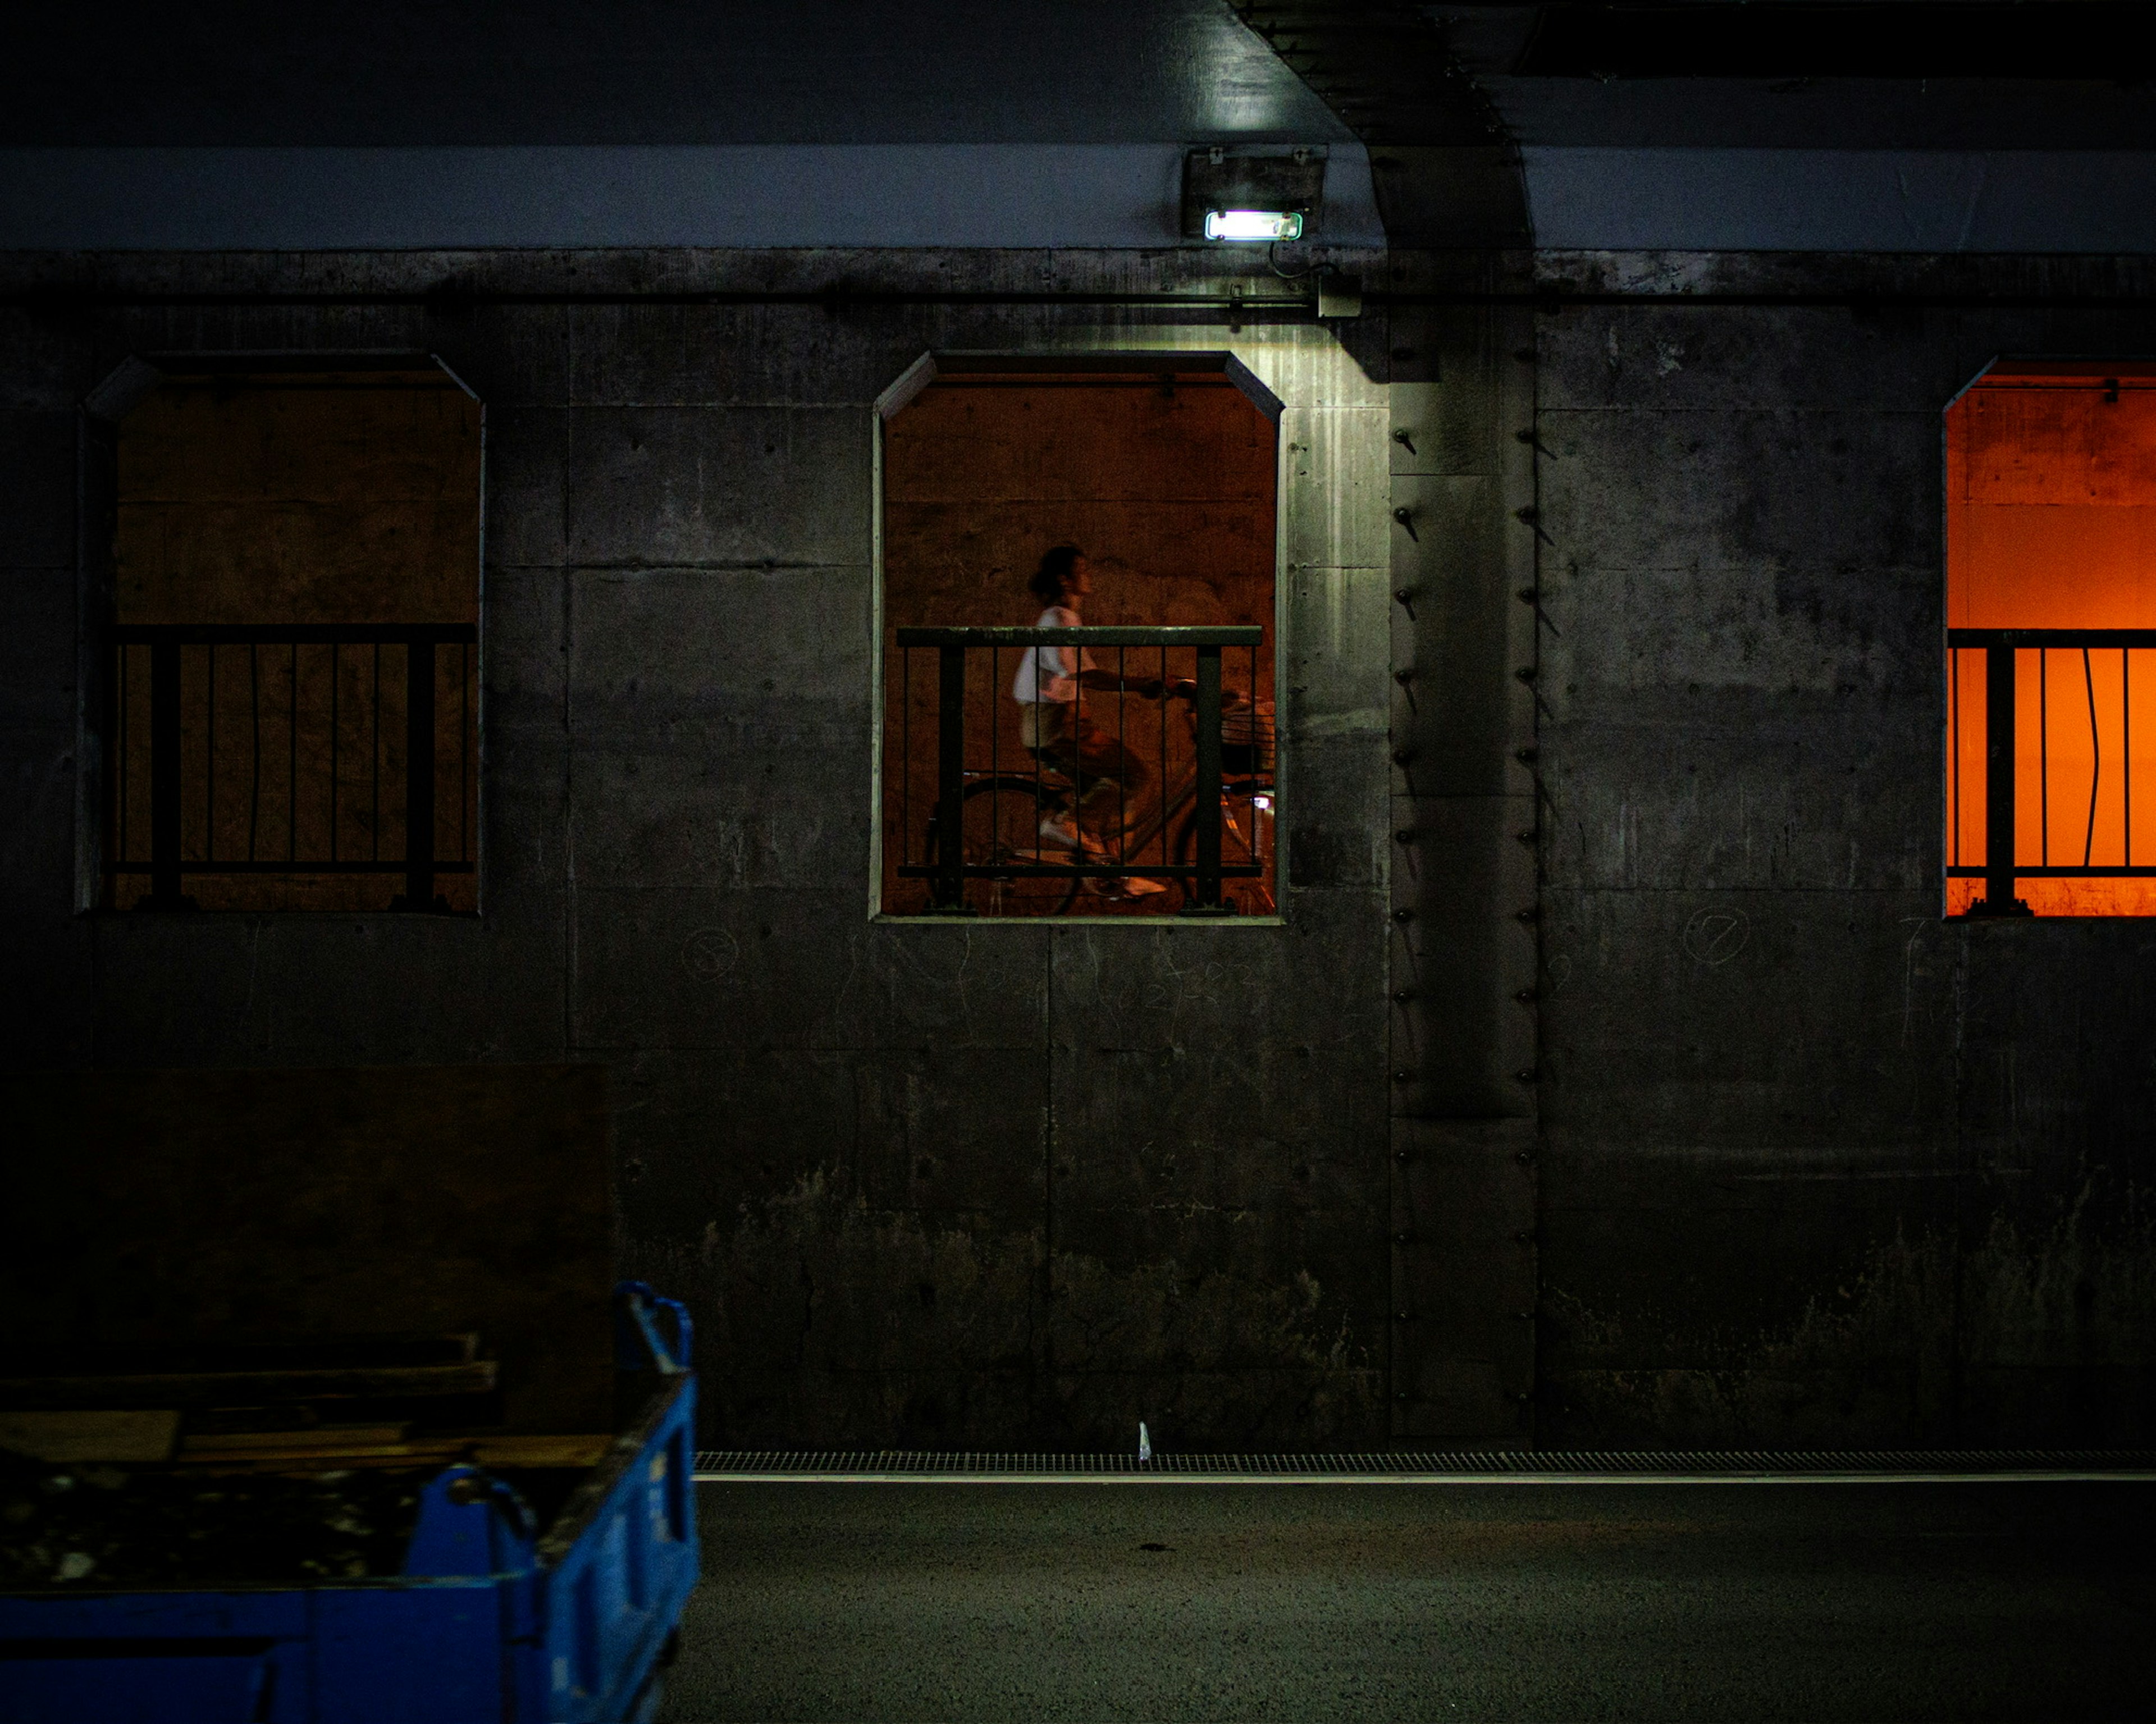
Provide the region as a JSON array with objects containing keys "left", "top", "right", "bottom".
[{"left": 694, "top": 1448, "right": 2156, "bottom": 1484}]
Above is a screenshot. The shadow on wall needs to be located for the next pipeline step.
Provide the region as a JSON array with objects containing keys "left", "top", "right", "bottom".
[
  {"left": 1544, "top": 1188, "right": 2156, "bottom": 1447},
  {"left": 632, "top": 1168, "right": 1383, "bottom": 1452}
]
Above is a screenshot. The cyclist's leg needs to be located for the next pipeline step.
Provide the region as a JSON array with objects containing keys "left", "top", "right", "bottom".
[
  {"left": 1070, "top": 715, "right": 1170, "bottom": 898},
  {"left": 1020, "top": 702, "right": 1084, "bottom": 849},
  {"left": 1070, "top": 715, "right": 1153, "bottom": 842}
]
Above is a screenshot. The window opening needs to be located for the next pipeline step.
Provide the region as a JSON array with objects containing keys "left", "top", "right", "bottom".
[
  {"left": 101, "top": 363, "right": 482, "bottom": 912},
  {"left": 1947, "top": 361, "right": 2156, "bottom": 916},
  {"left": 879, "top": 362, "right": 1277, "bottom": 917}
]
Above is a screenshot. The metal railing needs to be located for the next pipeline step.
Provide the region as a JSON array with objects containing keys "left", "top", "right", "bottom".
[
  {"left": 890, "top": 625, "right": 1269, "bottom": 914},
  {"left": 1948, "top": 627, "right": 2156, "bottom": 915},
  {"left": 107, "top": 622, "right": 478, "bottom": 911}
]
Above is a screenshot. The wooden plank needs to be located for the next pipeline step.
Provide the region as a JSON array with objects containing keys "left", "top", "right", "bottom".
[
  {"left": 173, "top": 1432, "right": 613, "bottom": 1470},
  {"left": 470, "top": 1434, "right": 612, "bottom": 1469},
  {"left": 179, "top": 1423, "right": 410, "bottom": 1453},
  {"left": 0, "top": 1408, "right": 180, "bottom": 1462}
]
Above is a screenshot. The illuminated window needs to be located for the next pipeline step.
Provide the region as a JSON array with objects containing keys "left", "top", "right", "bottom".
[
  {"left": 1947, "top": 362, "right": 2156, "bottom": 916},
  {"left": 101, "top": 360, "right": 482, "bottom": 912},
  {"left": 877, "top": 357, "right": 1279, "bottom": 918}
]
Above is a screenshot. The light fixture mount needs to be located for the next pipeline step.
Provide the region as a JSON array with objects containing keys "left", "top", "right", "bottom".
[{"left": 1181, "top": 148, "right": 1326, "bottom": 242}]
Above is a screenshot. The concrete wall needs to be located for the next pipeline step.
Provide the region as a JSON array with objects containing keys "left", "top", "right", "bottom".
[
  {"left": 4, "top": 243, "right": 2155, "bottom": 1448},
  {"left": 1531, "top": 250, "right": 2156, "bottom": 1446},
  {"left": 0, "top": 246, "right": 1394, "bottom": 1450}
]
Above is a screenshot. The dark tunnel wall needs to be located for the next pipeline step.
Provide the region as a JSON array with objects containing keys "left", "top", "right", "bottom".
[
  {"left": 3, "top": 245, "right": 2155, "bottom": 1448},
  {"left": 1529, "top": 251, "right": 2156, "bottom": 1446}
]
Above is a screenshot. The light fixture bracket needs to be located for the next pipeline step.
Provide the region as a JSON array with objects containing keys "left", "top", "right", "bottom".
[{"left": 1181, "top": 148, "right": 1326, "bottom": 241}]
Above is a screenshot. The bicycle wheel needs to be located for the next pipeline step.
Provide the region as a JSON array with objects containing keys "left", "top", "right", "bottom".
[
  {"left": 923, "top": 776, "right": 1084, "bottom": 916},
  {"left": 1171, "top": 787, "right": 1276, "bottom": 914}
]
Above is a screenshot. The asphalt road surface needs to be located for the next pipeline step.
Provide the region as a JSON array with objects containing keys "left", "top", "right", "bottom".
[{"left": 657, "top": 1480, "right": 2155, "bottom": 1722}]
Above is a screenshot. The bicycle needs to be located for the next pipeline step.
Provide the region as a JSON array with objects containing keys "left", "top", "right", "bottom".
[{"left": 921, "top": 692, "right": 1276, "bottom": 916}]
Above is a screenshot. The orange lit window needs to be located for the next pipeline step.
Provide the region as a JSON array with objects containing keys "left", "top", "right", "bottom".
[{"left": 1946, "top": 362, "right": 2156, "bottom": 917}]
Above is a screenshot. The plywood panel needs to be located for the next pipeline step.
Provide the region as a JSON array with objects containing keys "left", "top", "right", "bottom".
[{"left": 116, "top": 377, "right": 481, "bottom": 627}]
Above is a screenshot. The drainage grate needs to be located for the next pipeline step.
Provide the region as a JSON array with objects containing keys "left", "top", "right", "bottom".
[{"left": 694, "top": 1448, "right": 2156, "bottom": 1481}]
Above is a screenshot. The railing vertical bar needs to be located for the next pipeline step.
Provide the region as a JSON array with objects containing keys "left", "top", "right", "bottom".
[
  {"left": 288, "top": 643, "right": 298, "bottom": 864},
  {"left": 404, "top": 636, "right": 437, "bottom": 909},
  {"left": 329, "top": 642, "right": 339, "bottom": 863},
  {"left": 2040, "top": 648, "right": 2048, "bottom": 867},
  {"left": 1190, "top": 644, "right": 1224, "bottom": 912},
  {"left": 2084, "top": 646, "right": 2099, "bottom": 868},
  {"left": 1159, "top": 646, "right": 1169, "bottom": 872},
  {"left": 1984, "top": 644, "right": 2016, "bottom": 913},
  {"left": 1951, "top": 647, "right": 1961, "bottom": 868},
  {"left": 987, "top": 647, "right": 1001, "bottom": 917},
  {"left": 1029, "top": 646, "right": 1043, "bottom": 837},
  {"left": 902, "top": 643, "right": 911, "bottom": 877},
  {"left": 371, "top": 644, "right": 382, "bottom": 862},
  {"left": 1069, "top": 637, "right": 1084, "bottom": 860},
  {"left": 2125, "top": 648, "right": 2132, "bottom": 867},
  {"left": 461, "top": 641, "right": 471, "bottom": 864},
  {"left": 204, "top": 645, "right": 215, "bottom": 864},
  {"left": 934, "top": 644, "right": 966, "bottom": 911},
  {"left": 1246, "top": 643, "right": 1258, "bottom": 863},
  {"left": 148, "top": 638, "right": 181, "bottom": 906},
  {"left": 117, "top": 643, "right": 129, "bottom": 864},
  {"left": 248, "top": 644, "right": 260, "bottom": 863},
  {"left": 1117, "top": 647, "right": 1127, "bottom": 867}
]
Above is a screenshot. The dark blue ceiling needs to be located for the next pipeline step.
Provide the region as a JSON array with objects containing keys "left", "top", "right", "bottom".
[
  {"left": 1442, "top": 4, "right": 2156, "bottom": 149},
  {"left": 0, "top": 1, "right": 1349, "bottom": 146}
]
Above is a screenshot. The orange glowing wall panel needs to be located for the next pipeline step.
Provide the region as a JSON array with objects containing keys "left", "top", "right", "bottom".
[{"left": 1946, "top": 366, "right": 2156, "bottom": 915}]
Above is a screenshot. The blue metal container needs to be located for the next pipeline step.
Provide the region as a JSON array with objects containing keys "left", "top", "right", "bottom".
[{"left": 0, "top": 1286, "right": 698, "bottom": 1724}]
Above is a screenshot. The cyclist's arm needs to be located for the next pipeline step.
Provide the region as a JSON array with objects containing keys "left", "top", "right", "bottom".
[{"left": 1076, "top": 669, "right": 1198, "bottom": 699}]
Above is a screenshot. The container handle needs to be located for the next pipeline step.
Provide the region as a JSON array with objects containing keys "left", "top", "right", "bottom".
[{"left": 616, "top": 1279, "right": 694, "bottom": 1373}]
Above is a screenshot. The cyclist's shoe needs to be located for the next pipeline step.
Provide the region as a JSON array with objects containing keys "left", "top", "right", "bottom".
[
  {"left": 1038, "top": 815, "right": 1081, "bottom": 850},
  {"left": 1086, "top": 874, "right": 1168, "bottom": 899}
]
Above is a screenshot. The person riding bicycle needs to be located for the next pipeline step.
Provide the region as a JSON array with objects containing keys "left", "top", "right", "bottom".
[{"left": 1011, "top": 545, "right": 1191, "bottom": 898}]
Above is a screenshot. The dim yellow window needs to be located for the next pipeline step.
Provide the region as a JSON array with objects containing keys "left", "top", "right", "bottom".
[{"left": 101, "top": 360, "right": 482, "bottom": 913}]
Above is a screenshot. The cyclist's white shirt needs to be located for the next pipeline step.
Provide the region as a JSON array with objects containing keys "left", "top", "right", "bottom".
[{"left": 1011, "top": 605, "right": 1096, "bottom": 704}]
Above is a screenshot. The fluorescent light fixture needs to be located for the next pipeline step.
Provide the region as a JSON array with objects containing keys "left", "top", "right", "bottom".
[{"left": 1204, "top": 209, "right": 1304, "bottom": 242}]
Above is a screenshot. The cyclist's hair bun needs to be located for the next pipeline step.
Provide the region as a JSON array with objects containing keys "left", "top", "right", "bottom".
[{"left": 1029, "top": 544, "right": 1084, "bottom": 603}]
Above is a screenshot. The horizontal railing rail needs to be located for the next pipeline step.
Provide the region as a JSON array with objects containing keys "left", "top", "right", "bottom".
[
  {"left": 107, "top": 621, "right": 478, "bottom": 911},
  {"left": 1947, "top": 627, "right": 2156, "bottom": 914},
  {"left": 897, "top": 626, "right": 1266, "bottom": 648},
  {"left": 892, "top": 625, "right": 1268, "bottom": 915},
  {"left": 107, "top": 623, "right": 482, "bottom": 647}
]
